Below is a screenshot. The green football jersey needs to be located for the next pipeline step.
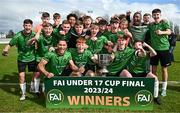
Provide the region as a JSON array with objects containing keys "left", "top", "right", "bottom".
[
  {"left": 148, "top": 20, "right": 170, "bottom": 50},
  {"left": 107, "top": 47, "right": 135, "bottom": 75},
  {"left": 127, "top": 55, "right": 149, "bottom": 75},
  {"left": 101, "top": 31, "right": 124, "bottom": 54},
  {"left": 9, "top": 31, "right": 36, "bottom": 62},
  {"left": 36, "top": 33, "right": 54, "bottom": 62},
  {"left": 43, "top": 51, "right": 72, "bottom": 76},
  {"left": 86, "top": 36, "right": 108, "bottom": 54},
  {"left": 69, "top": 48, "right": 92, "bottom": 67},
  {"left": 103, "top": 31, "right": 124, "bottom": 43},
  {"left": 129, "top": 25, "right": 148, "bottom": 41},
  {"left": 53, "top": 29, "right": 70, "bottom": 46}
]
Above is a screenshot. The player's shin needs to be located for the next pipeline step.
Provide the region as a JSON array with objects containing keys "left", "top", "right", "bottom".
[
  {"left": 34, "top": 78, "right": 40, "bottom": 93},
  {"left": 154, "top": 81, "right": 159, "bottom": 98}
]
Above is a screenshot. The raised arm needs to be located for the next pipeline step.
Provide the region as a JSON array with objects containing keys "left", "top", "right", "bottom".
[{"left": 143, "top": 42, "right": 157, "bottom": 57}]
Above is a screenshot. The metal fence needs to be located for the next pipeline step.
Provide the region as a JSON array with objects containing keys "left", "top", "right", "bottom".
[{"left": 0, "top": 38, "right": 10, "bottom": 44}]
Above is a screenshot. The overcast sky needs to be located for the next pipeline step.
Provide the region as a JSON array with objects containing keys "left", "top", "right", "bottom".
[{"left": 0, "top": 0, "right": 179, "bottom": 33}]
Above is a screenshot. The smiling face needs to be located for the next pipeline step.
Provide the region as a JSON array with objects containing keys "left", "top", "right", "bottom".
[
  {"left": 41, "top": 17, "right": 50, "bottom": 24},
  {"left": 76, "top": 38, "right": 87, "bottom": 53},
  {"left": 117, "top": 37, "right": 127, "bottom": 50},
  {"left": 57, "top": 40, "right": 67, "bottom": 55},
  {"left": 99, "top": 25, "right": 107, "bottom": 32},
  {"left": 152, "top": 12, "right": 161, "bottom": 22},
  {"left": 62, "top": 23, "right": 71, "bottom": 33},
  {"left": 84, "top": 18, "right": 92, "bottom": 28},
  {"left": 53, "top": 17, "right": 61, "bottom": 26},
  {"left": 76, "top": 43, "right": 86, "bottom": 53},
  {"left": 75, "top": 25, "right": 84, "bottom": 35},
  {"left": 133, "top": 13, "right": 142, "bottom": 26},
  {"left": 68, "top": 16, "right": 76, "bottom": 27},
  {"left": 90, "top": 25, "right": 99, "bottom": 36},
  {"left": 23, "top": 23, "right": 32, "bottom": 34},
  {"left": 43, "top": 26, "right": 53, "bottom": 36},
  {"left": 143, "top": 15, "right": 151, "bottom": 24},
  {"left": 111, "top": 22, "right": 119, "bottom": 32},
  {"left": 120, "top": 20, "right": 128, "bottom": 30}
]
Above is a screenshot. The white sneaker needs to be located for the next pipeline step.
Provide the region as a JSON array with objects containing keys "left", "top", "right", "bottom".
[
  {"left": 161, "top": 90, "right": 167, "bottom": 97},
  {"left": 20, "top": 95, "right": 26, "bottom": 101}
]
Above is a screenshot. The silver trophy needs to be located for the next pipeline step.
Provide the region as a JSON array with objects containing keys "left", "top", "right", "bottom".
[{"left": 97, "top": 54, "right": 112, "bottom": 76}]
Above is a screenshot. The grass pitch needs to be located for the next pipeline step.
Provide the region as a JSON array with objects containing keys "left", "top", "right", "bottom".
[{"left": 0, "top": 42, "right": 180, "bottom": 113}]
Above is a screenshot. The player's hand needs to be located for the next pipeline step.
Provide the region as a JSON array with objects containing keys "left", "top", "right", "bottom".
[
  {"left": 2, "top": 50, "right": 8, "bottom": 56},
  {"left": 110, "top": 53, "right": 115, "bottom": 60},
  {"left": 47, "top": 73, "right": 54, "bottom": 78},
  {"left": 91, "top": 54, "right": 98, "bottom": 64},
  {"left": 155, "top": 30, "right": 163, "bottom": 35},
  {"left": 59, "top": 30, "right": 66, "bottom": 35},
  {"left": 79, "top": 66, "right": 85, "bottom": 74},
  {"left": 85, "top": 35, "right": 90, "bottom": 39},
  {"left": 49, "top": 47, "right": 55, "bottom": 52},
  {"left": 107, "top": 46, "right": 113, "bottom": 53},
  {"left": 31, "top": 37, "right": 37, "bottom": 44},
  {"left": 142, "top": 42, "right": 149, "bottom": 47},
  {"left": 123, "top": 29, "right": 131, "bottom": 37},
  {"left": 93, "top": 54, "right": 98, "bottom": 60},
  {"left": 107, "top": 41, "right": 113, "bottom": 46},
  {"left": 34, "top": 33, "right": 40, "bottom": 40},
  {"left": 91, "top": 37, "right": 97, "bottom": 41}
]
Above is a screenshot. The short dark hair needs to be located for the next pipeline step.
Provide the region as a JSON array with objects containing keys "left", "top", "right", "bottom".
[
  {"left": 91, "top": 23, "right": 99, "bottom": 29},
  {"left": 143, "top": 13, "right": 151, "bottom": 17},
  {"left": 23, "top": 19, "right": 33, "bottom": 25},
  {"left": 42, "top": 23, "right": 53, "bottom": 27},
  {"left": 118, "top": 14, "right": 126, "bottom": 20},
  {"left": 110, "top": 18, "right": 119, "bottom": 24},
  {"left": 133, "top": 40, "right": 144, "bottom": 45},
  {"left": 133, "top": 11, "right": 142, "bottom": 19},
  {"left": 67, "top": 13, "right": 78, "bottom": 20},
  {"left": 98, "top": 19, "right": 108, "bottom": 25},
  {"left": 152, "top": 8, "right": 161, "bottom": 14},
  {"left": 42, "top": 12, "right": 50, "bottom": 18},
  {"left": 75, "top": 20, "right": 83, "bottom": 26},
  {"left": 117, "top": 33, "right": 127, "bottom": 39},
  {"left": 62, "top": 20, "right": 70, "bottom": 25},
  {"left": 83, "top": 16, "right": 93, "bottom": 21},
  {"left": 53, "top": 13, "right": 61, "bottom": 19}
]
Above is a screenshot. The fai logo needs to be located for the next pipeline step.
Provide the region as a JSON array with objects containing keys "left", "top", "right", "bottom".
[
  {"left": 47, "top": 89, "right": 64, "bottom": 105},
  {"left": 135, "top": 90, "right": 153, "bottom": 106}
]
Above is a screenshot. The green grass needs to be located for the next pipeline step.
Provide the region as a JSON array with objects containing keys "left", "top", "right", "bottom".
[{"left": 0, "top": 43, "right": 180, "bottom": 113}]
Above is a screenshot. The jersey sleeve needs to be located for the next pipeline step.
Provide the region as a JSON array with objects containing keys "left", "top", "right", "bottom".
[
  {"left": 9, "top": 33, "right": 19, "bottom": 46},
  {"left": 43, "top": 52, "right": 53, "bottom": 62},
  {"left": 99, "top": 35, "right": 108, "bottom": 44},
  {"left": 68, "top": 52, "right": 72, "bottom": 60},
  {"left": 163, "top": 20, "right": 171, "bottom": 30}
]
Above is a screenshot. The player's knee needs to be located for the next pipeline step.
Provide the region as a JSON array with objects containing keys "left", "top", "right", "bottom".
[
  {"left": 147, "top": 72, "right": 158, "bottom": 81},
  {"left": 119, "top": 69, "right": 132, "bottom": 78},
  {"left": 70, "top": 71, "right": 81, "bottom": 77},
  {"left": 85, "top": 70, "right": 95, "bottom": 77}
]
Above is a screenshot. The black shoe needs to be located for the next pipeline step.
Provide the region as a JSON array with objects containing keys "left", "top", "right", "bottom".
[
  {"left": 154, "top": 97, "right": 161, "bottom": 105},
  {"left": 34, "top": 92, "right": 41, "bottom": 98}
]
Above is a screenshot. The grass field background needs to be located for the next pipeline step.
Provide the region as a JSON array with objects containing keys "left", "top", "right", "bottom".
[{"left": 0, "top": 42, "right": 180, "bottom": 113}]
